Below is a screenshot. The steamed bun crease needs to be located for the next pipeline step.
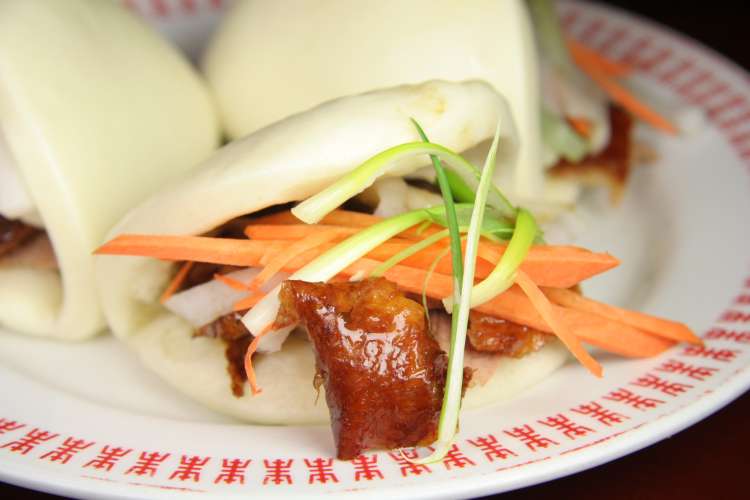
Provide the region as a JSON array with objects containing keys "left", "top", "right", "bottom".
[
  {"left": 0, "top": 0, "right": 218, "bottom": 339},
  {"left": 204, "top": 0, "right": 676, "bottom": 219},
  {"left": 95, "top": 81, "right": 697, "bottom": 458}
]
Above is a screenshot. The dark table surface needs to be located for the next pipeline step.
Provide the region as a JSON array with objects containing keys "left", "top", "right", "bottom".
[{"left": 2, "top": 1, "right": 749, "bottom": 498}]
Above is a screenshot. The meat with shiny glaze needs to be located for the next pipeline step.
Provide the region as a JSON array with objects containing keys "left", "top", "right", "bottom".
[
  {"left": 467, "top": 311, "right": 550, "bottom": 357},
  {"left": 277, "top": 277, "right": 463, "bottom": 460}
]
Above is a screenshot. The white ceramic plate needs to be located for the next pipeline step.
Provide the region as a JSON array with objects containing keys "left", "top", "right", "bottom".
[{"left": 1, "top": 1, "right": 749, "bottom": 498}]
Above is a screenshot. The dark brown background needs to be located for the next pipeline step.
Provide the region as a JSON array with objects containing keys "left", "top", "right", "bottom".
[{"left": 1, "top": 0, "right": 748, "bottom": 498}]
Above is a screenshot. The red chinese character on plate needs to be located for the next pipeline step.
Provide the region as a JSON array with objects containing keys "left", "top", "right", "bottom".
[
  {"left": 656, "top": 359, "right": 718, "bottom": 381},
  {"left": 125, "top": 451, "right": 171, "bottom": 477},
  {"left": 214, "top": 458, "right": 252, "bottom": 485},
  {"left": 467, "top": 434, "right": 517, "bottom": 462},
  {"left": 169, "top": 455, "right": 210, "bottom": 482},
  {"left": 571, "top": 401, "right": 629, "bottom": 426},
  {"left": 719, "top": 310, "right": 750, "bottom": 323},
  {"left": 435, "top": 444, "right": 475, "bottom": 470},
  {"left": 537, "top": 414, "right": 595, "bottom": 440},
  {"left": 0, "top": 419, "right": 25, "bottom": 435},
  {"left": 263, "top": 459, "right": 293, "bottom": 485},
  {"left": 387, "top": 450, "right": 432, "bottom": 477},
  {"left": 82, "top": 445, "right": 132, "bottom": 472},
  {"left": 604, "top": 388, "right": 664, "bottom": 410},
  {"left": 734, "top": 294, "right": 750, "bottom": 305},
  {"left": 350, "top": 454, "right": 383, "bottom": 481},
  {"left": 704, "top": 327, "right": 750, "bottom": 344},
  {"left": 503, "top": 424, "right": 559, "bottom": 451},
  {"left": 682, "top": 345, "right": 739, "bottom": 362},
  {"left": 304, "top": 457, "right": 338, "bottom": 484},
  {"left": 630, "top": 373, "right": 693, "bottom": 397},
  {"left": 39, "top": 437, "right": 94, "bottom": 464},
  {"left": 1, "top": 428, "right": 58, "bottom": 455}
]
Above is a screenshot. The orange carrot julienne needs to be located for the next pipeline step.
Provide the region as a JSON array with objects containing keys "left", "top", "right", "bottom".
[
  {"left": 214, "top": 272, "right": 253, "bottom": 292},
  {"left": 567, "top": 37, "right": 634, "bottom": 78},
  {"left": 246, "top": 222, "right": 440, "bottom": 242},
  {"left": 244, "top": 224, "right": 360, "bottom": 241},
  {"left": 515, "top": 270, "right": 602, "bottom": 377},
  {"left": 339, "top": 259, "right": 674, "bottom": 359},
  {"left": 97, "top": 234, "right": 619, "bottom": 290},
  {"left": 233, "top": 292, "right": 265, "bottom": 312},
  {"left": 159, "top": 261, "right": 194, "bottom": 304},
  {"left": 259, "top": 241, "right": 289, "bottom": 266},
  {"left": 243, "top": 323, "right": 275, "bottom": 395},
  {"left": 95, "top": 235, "right": 267, "bottom": 266},
  {"left": 567, "top": 116, "right": 593, "bottom": 138},
  {"left": 542, "top": 287, "right": 701, "bottom": 345},
  {"left": 576, "top": 63, "right": 679, "bottom": 135},
  {"left": 249, "top": 228, "right": 345, "bottom": 290}
]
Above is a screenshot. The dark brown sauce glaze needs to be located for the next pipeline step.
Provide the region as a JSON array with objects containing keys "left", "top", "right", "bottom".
[
  {"left": 195, "top": 310, "right": 250, "bottom": 397},
  {"left": 277, "top": 278, "right": 466, "bottom": 460},
  {"left": 467, "top": 311, "right": 550, "bottom": 358},
  {"left": 0, "top": 215, "right": 40, "bottom": 258},
  {"left": 549, "top": 106, "right": 633, "bottom": 202}
]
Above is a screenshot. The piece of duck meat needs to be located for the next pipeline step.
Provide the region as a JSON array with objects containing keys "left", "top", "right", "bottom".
[
  {"left": 277, "top": 277, "right": 468, "bottom": 460},
  {"left": 0, "top": 215, "right": 39, "bottom": 258},
  {"left": 467, "top": 311, "right": 550, "bottom": 358}
]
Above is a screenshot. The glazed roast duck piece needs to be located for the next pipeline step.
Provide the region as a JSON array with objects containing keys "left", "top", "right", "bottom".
[{"left": 276, "top": 278, "right": 471, "bottom": 460}]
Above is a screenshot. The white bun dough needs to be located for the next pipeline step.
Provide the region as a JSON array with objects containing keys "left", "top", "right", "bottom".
[
  {"left": 0, "top": 0, "right": 219, "bottom": 339},
  {"left": 203, "top": 0, "right": 544, "bottom": 201},
  {"left": 96, "top": 81, "right": 567, "bottom": 424}
]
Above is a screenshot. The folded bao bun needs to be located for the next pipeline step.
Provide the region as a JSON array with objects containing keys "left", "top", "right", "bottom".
[
  {"left": 0, "top": 0, "right": 219, "bottom": 339},
  {"left": 96, "top": 81, "right": 568, "bottom": 425},
  {"left": 203, "top": 0, "right": 548, "bottom": 203}
]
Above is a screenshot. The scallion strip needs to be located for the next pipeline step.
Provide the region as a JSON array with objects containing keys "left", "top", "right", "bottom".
[
  {"left": 415, "top": 122, "right": 503, "bottom": 464},
  {"left": 292, "top": 141, "right": 517, "bottom": 224},
  {"left": 443, "top": 168, "right": 476, "bottom": 203},
  {"left": 241, "top": 210, "right": 427, "bottom": 338},
  {"left": 411, "top": 119, "right": 465, "bottom": 324},
  {"left": 292, "top": 142, "right": 478, "bottom": 224},
  {"left": 370, "top": 229, "right": 449, "bottom": 277},
  {"left": 464, "top": 208, "right": 539, "bottom": 308}
]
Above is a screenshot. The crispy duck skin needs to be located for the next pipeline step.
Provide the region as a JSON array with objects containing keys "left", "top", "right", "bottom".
[
  {"left": 467, "top": 311, "right": 550, "bottom": 357},
  {"left": 277, "top": 277, "right": 466, "bottom": 460}
]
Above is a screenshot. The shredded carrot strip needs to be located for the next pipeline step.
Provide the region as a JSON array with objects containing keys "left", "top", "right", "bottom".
[
  {"left": 543, "top": 287, "right": 701, "bottom": 345},
  {"left": 250, "top": 228, "right": 346, "bottom": 289},
  {"left": 244, "top": 224, "right": 360, "bottom": 241},
  {"left": 514, "top": 270, "right": 603, "bottom": 377},
  {"left": 567, "top": 37, "right": 633, "bottom": 77},
  {"left": 246, "top": 222, "right": 438, "bottom": 242},
  {"left": 95, "top": 235, "right": 267, "bottom": 266},
  {"left": 574, "top": 62, "right": 678, "bottom": 135},
  {"left": 159, "top": 261, "right": 195, "bottom": 304},
  {"left": 567, "top": 116, "right": 593, "bottom": 138},
  {"left": 214, "top": 272, "right": 253, "bottom": 291},
  {"left": 243, "top": 324, "right": 275, "bottom": 395},
  {"left": 233, "top": 292, "right": 266, "bottom": 312}
]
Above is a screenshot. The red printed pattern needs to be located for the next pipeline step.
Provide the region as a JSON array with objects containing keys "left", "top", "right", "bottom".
[{"left": 0, "top": 4, "right": 748, "bottom": 491}]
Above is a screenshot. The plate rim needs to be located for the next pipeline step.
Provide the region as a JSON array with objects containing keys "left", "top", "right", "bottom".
[{"left": 2, "top": 0, "right": 750, "bottom": 498}]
